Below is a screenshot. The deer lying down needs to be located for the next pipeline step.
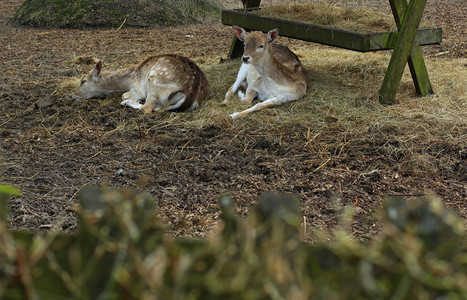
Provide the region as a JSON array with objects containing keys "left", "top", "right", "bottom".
[
  {"left": 224, "top": 26, "right": 307, "bottom": 119},
  {"left": 72, "top": 55, "right": 209, "bottom": 113}
]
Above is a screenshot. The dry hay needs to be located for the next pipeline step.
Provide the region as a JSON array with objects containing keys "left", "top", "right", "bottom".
[
  {"left": 203, "top": 46, "right": 466, "bottom": 183},
  {"left": 251, "top": 2, "right": 434, "bottom": 33},
  {"left": 47, "top": 44, "right": 466, "bottom": 238},
  {"left": 66, "top": 44, "right": 466, "bottom": 188}
]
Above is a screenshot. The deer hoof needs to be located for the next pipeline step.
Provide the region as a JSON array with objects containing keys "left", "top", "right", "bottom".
[
  {"left": 122, "top": 92, "right": 131, "bottom": 100},
  {"left": 230, "top": 112, "right": 239, "bottom": 119}
]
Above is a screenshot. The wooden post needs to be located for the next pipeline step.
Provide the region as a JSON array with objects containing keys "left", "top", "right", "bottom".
[
  {"left": 227, "top": 0, "right": 262, "bottom": 59},
  {"left": 379, "top": 0, "right": 430, "bottom": 104},
  {"left": 241, "top": 0, "right": 261, "bottom": 9},
  {"left": 389, "top": 0, "right": 434, "bottom": 97}
]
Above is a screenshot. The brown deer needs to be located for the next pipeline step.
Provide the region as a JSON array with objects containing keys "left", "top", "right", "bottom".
[
  {"left": 73, "top": 55, "right": 209, "bottom": 113},
  {"left": 224, "top": 26, "right": 307, "bottom": 119}
]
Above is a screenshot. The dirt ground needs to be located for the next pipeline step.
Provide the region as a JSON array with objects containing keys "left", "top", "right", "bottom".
[{"left": 0, "top": 0, "right": 465, "bottom": 240}]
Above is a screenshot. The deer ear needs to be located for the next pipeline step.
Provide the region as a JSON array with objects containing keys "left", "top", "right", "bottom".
[
  {"left": 232, "top": 25, "right": 246, "bottom": 42},
  {"left": 267, "top": 28, "right": 279, "bottom": 43},
  {"left": 93, "top": 61, "right": 102, "bottom": 80}
]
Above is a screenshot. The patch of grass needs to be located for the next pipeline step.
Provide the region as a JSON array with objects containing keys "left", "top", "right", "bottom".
[
  {"left": 67, "top": 47, "right": 466, "bottom": 168},
  {"left": 15, "top": 0, "right": 224, "bottom": 28},
  {"left": 188, "top": 46, "right": 465, "bottom": 176}
]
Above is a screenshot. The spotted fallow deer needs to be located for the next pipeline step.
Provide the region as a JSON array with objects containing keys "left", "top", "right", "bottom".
[
  {"left": 72, "top": 55, "right": 209, "bottom": 113},
  {"left": 224, "top": 26, "right": 307, "bottom": 119}
]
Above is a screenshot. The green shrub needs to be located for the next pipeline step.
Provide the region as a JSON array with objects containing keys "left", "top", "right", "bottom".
[
  {"left": 14, "top": 0, "right": 224, "bottom": 28},
  {"left": 1, "top": 187, "right": 465, "bottom": 299}
]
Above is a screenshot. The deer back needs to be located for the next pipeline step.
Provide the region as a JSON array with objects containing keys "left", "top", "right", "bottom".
[
  {"left": 136, "top": 55, "right": 210, "bottom": 112},
  {"left": 268, "top": 43, "right": 307, "bottom": 90}
]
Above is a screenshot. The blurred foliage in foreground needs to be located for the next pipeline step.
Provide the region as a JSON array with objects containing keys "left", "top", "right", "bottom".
[{"left": 0, "top": 186, "right": 466, "bottom": 299}]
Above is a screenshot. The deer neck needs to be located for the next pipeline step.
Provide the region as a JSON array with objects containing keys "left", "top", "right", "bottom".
[
  {"left": 252, "top": 47, "right": 281, "bottom": 80},
  {"left": 98, "top": 66, "right": 136, "bottom": 92}
]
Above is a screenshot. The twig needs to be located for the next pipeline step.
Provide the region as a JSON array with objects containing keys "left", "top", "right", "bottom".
[
  {"left": 314, "top": 158, "right": 331, "bottom": 172},
  {"left": 115, "top": 18, "right": 126, "bottom": 32},
  {"left": 86, "top": 150, "right": 102, "bottom": 160},
  {"left": 68, "top": 183, "right": 91, "bottom": 202},
  {"left": 180, "top": 140, "right": 192, "bottom": 153}
]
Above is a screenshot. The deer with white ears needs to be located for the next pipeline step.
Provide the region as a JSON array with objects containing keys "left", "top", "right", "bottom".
[
  {"left": 72, "top": 55, "right": 209, "bottom": 113},
  {"left": 224, "top": 26, "right": 307, "bottom": 119}
]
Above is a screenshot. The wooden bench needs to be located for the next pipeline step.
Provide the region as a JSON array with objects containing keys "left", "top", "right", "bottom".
[{"left": 222, "top": 0, "right": 442, "bottom": 104}]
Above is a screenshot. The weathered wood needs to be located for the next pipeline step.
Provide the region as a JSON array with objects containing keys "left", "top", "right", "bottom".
[
  {"left": 368, "top": 27, "right": 441, "bottom": 51},
  {"left": 241, "top": 0, "right": 261, "bottom": 9},
  {"left": 379, "top": 0, "right": 429, "bottom": 104},
  {"left": 222, "top": 9, "right": 441, "bottom": 55},
  {"left": 223, "top": 10, "right": 365, "bottom": 52},
  {"left": 389, "top": 0, "right": 434, "bottom": 97},
  {"left": 228, "top": 34, "right": 245, "bottom": 59}
]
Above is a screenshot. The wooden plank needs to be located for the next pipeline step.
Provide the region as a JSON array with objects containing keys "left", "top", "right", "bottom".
[
  {"left": 389, "top": 0, "right": 435, "bottom": 96},
  {"left": 379, "top": 0, "right": 429, "bottom": 104},
  {"left": 368, "top": 27, "right": 441, "bottom": 51},
  {"left": 223, "top": 10, "right": 371, "bottom": 52},
  {"left": 222, "top": 9, "right": 441, "bottom": 53}
]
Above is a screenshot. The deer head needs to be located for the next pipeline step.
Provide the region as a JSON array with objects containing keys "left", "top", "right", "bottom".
[
  {"left": 232, "top": 26, "right": 279, "bottom": 65},
  {"left": 72, "top": 61, "right": 105, "bottom": 101}
]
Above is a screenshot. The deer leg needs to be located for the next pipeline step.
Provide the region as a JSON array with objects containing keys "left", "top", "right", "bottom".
[
  {"left": 239, "top": 87, "right": 257, "bottom": 105},
  {"left": 120, "top": 99, "right": 143, "bottom": 111},
  {"left": 122, "top": 91, "right": 131, "bottom": 100},
  {"left": 230, "top": 97, "right": 292, "bottom": 119},
  {"left": 137, "top": 93, "right": 163, "bottom": 114},
  {"left": 122, "top": 88, "right": 146, "bottom": 103},
  {"left": 239, "top": 79, "right": 261, "bottom": 104},
  {"left": 121, "top": 91, "right": 157, "bottom": 113},
  {"left": 165, "top": 92, "right": 188, "bottom": 112},
  {"left": 224, "top": 63, "right": 250, "bottom": 104}
]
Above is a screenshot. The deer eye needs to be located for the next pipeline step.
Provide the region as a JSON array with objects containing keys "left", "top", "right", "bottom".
[
  {"left": 80, "top": 79, "right": 87, "bottom": 85},
  {"left": 258, "top": 44, "right": 264, "bottom": 49}
]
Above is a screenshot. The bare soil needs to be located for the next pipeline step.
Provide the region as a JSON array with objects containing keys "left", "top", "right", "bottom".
[{"left": 1, "top": 0, "right": 465, "bottom": 240}]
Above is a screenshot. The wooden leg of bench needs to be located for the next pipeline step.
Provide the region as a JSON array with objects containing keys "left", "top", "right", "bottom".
[
  {"left": 228, "top": 36, "right": 244, "bottom": 59},
  {"left": 407, "top": 46, "right": 434, "bottom": 96},
  {"left": 390, "top": 0, "right": 434, "bottom": 97},
  {"left": 380, "top": 0, "right": 431, "bottom": 104}
]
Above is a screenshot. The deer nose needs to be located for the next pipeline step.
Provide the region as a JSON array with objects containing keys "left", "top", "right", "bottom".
[{"left": 242, "top": 56, "right": 250, "bottom": 63}]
